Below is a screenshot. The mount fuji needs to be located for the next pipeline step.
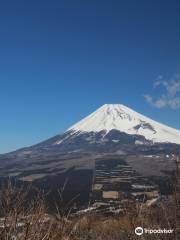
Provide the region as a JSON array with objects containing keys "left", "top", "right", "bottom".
[
  {"left": 68, "top": 104, "right": 180, "bottom": 144},
  {"left": 1, "top": 104, "right": 180, "bottom": 157},
  {"left": 30, "top": 103, "right": 180, "bottom": 153},
  {"left": 0, "top": 104, "right": 180, "bottom": 205}
]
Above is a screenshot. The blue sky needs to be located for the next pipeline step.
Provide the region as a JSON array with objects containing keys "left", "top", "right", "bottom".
[{"left": 0, "top": 0, "right": 180, "bottom": 153}]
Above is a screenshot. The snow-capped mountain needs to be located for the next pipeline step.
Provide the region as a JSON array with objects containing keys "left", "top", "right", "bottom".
[
  {"left": 0, "top": 103, "right": 180, "bottom": 193},
  {"left": 1, "top": 104, "right": 180, "bottom": 158},
  {"left": 67, "top": 104, "right": 180, "bottom": 145}
]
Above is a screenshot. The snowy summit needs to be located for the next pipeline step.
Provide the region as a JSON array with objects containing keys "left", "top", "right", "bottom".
[{"left": 68, "top": 104, "right": 180, "bottom": 144}]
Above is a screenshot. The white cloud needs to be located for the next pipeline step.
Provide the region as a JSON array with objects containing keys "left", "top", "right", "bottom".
[{"left": 144, "top": 74, "right": 180, "bottom": 109}]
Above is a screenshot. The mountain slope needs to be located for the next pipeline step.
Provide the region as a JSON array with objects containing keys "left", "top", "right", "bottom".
[
  {"left": 1, "top": 104, "right": 180, "bottom": 157},
  {"left": 67, "top": 104, "right": 180, "bottom": 144},
  {"left": 0, "top": 104, "right": 179, "bottom": 205}
]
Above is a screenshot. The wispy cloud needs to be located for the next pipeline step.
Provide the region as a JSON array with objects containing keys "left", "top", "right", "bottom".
[{"left": 144, "top": 74, "right": 180, "bottom": 109}]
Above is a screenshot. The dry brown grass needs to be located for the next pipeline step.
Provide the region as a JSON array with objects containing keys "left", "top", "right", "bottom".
[{"left": 0, "top": 156, "right": 179, "bottom": 240}]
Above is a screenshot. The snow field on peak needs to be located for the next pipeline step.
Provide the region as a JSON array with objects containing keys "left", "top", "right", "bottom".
[{"left": 67, "top": 104, "right": 180, "bottom": 144}]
